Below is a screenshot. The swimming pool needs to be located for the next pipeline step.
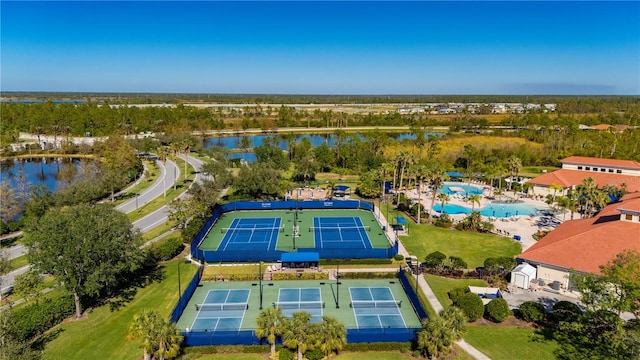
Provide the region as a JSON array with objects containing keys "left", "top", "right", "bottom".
[
  {"left": 439, "top": 183, "right": 484, "bottom": 196},
  {"left": 433, "top": 202, "right": 545, "bottom": 218}
]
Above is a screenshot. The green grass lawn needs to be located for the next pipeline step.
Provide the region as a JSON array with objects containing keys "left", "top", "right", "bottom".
[
  {"left": 42, "top": 259, "right": 198, "bottom": 360},
  {"left": 424, "top": 274, "right": 487, "bottom": 307},
  {"left": 464, "top": 326, "right": 558, "bottom": 360},
  {"left": 520, "top": 166, "right": 559, "bottom": 178},
  {"left": 335, "top": 352, "right": 412, "bottom": 360},
  {"left": 400, "top": 223, "right": 521, "bottom": 269},
  {"left": 9, "top": 254, "right": 29, "bottom": 270},
  {"left": 194, "top": 355, "right": 264, "bottom": 360}
]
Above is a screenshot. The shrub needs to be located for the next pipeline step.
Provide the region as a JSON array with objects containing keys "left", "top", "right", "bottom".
[
  {"left": 181, "top": 216, "right": 206, "bottom": 243},
  {"left": 455, "top": 292, "right": 484, "bottom": 322},
  {"left": 448, "top": 256, "right": 468, "bottom": 270},
  {"left": 549, "top": 301, "right": 582, "bottom": 323},
  {"left": 278, "top": 347, "right": 294, "bottom": 360},
  {"left": 519, "top": 301, "right": 546, "bottom": 323},
  {"left": 485, "top": 298, "right": 511, "bottom": 323},
  {"left": 394, "top": 254, "right": 405, "bottom": 261},
  {"left": 424, "top": 251, "right": 447, "bottom": 269},
  {"left": 342, "top": 342, "right": 411, "bottom": 352},
  {"left": 6, "top": 295, "right": 75, "bottom": 341},
  {"left": 434, "top": 214, "right": 453, "bottom": 228},
  {"left": 448, "top": 287, "right": 469, "bottom": 304},
  {"left": 483, "top": 257, "right": 516, "bottom": 273},
  {"left": 149, "top": 237, "right": 184, "bottom": 261},
  {"left": 305, "top": 348, "right": 324, "bottom": 360}
]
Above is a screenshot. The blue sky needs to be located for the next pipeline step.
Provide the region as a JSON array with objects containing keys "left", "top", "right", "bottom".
[{"left": 2, "top": 1, "right": 639, "bottom": 95}]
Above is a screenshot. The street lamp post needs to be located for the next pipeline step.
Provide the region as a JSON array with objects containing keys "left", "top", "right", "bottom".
[
  {"left": 259, "top": 262, "right": 263, "bottom": 310},
  {"left": 336, "top": 263, "right": 340, "bottom": 309}
]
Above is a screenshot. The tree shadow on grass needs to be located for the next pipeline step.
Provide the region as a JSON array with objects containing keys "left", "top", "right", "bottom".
[
  {"left": 86, "top": 256, "right": 166, "bottom": 312},
  {"left": 32, "top": 328, "right": 64, "bottom": 351}
]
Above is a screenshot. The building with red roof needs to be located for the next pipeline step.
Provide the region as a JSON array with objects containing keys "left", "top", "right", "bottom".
[
  {"left": 517, "top": 192, "right": 640, "bottom": 289},
  {"left": 527, "top": 156, "right": 640, "bottom": 197}
]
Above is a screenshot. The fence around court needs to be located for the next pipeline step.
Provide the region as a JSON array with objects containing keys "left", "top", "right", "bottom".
[
  {"left": 398, "top": 268, "right": 429, "bottom": 321},
  {"left": 173, "top": 268, "right": 422, "bottom": 346},
  {"left": 190, "top": 200, "right": 398, "bottom": 262}
]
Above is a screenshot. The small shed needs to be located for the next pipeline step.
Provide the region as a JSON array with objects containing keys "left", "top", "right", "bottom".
[
  {"left": 510, "top": 263, "right": 537, "bottom": 289},
  {"left": 281, "top": 252, "right": 319, "bottom": 269}
]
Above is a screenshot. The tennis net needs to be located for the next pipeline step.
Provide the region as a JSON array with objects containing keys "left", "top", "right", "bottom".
[
  {"left": 221, "top": 226, "right": 285, "bottom": 233},
  {"left": 196, "top": 303, "right": 248, "bottom": 311},
  {"left": 309, "top": 226, "right": 371, "bottom": 232},
  {"left": 274, "top": 301, "right": 325, "bottom": 310},
  {"left": 350, "top": 300, "right": 402, "bottom": 309}
]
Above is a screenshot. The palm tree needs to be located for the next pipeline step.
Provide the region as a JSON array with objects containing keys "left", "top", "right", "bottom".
[
  {"left": 555, "top": 195, "right": 571, "bottom": 220},
  {"left": 467, "top": 194, "right": 481, "bottom": 213},
  {"left": 549, "top": 183, "right": 563, "bottom": 202},
  {"left": 440, "top": 306, "right": 467, "bottom": 340},
  {"left": 437, "top": 193, "right": 450, "bottom": 214},
  {"left": 182, "top": 140, "right": 191, "bottom": 179},
  {"left": 316, "top": 316, "right": 346, "bottom": 358},
  {"left": 427, "top": 168, "right": 449, "bottom": 225},
  {"left": 154, "top": 319, "right": 183, "bottom": 360},
  {"left": 507, "top": 155, "right": 522, "bottom": 192},
  {"left": 256, "top": 307, "right": 285, "bottom": 356},
  {"left": 396, "top": 150, "right": 413, "bottom": 203},
  {"left": 169, "top": 142, "right": 181, "bottom": 190},
  {"left": 417, "top": 316, "right": 454, "bottom": 359},
  {"left": 158, "top": 146, "right": 170, "bottom": 197},
  {"left": 282, "top": 311, "right": 315, "bottom": 360},
  {"left": 414, "top": 165, "right": 428, "bottom": 224},
  {"left": 127, "top": 310, "right": 160, "bottom": 360}
]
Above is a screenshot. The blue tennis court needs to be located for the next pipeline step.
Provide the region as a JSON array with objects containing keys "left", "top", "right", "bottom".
[
  {"left": 219, "top": 218, "right": 283, "bottom": 251},
  {"left": 276, "top": 288, "right": 324, "bottom": 323},
  {"left": 311, "top": 216, "right": 372, "bottom": 249},
  {"left": 190, "top": 289, "right": 250, "bottom": 331},
  {"left": 349, "top": 287, "right": 407, "bottom": 328}
]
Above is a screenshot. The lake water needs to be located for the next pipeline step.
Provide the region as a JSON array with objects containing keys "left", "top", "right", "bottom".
[
  {"left": 0, "top": 157, "right": 93, "bottom": 194},
  {"left": 206, "top": 132, "right": 443, "bottom": 162}
]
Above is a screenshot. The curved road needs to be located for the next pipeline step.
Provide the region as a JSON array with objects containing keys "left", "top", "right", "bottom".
[
  {"left": 132, "top": 154, "right": 206, "bottom": 233},
  {"left": 1, "top": 157, "right": 186, "bottom": 292}
]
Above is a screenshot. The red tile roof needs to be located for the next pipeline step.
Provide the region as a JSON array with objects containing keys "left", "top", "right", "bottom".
[
  {"left": 519, "top": 192, "right": 640, "bottom": 274},
  {"left": 562, "top": 156, "right": 640, "bottom": 169},
  {"left": 526, "top": 169, "right": 640, "bottom": 192}
]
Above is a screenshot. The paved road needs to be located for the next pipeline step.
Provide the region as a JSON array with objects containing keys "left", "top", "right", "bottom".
[
  {"left": 116, "top": 159, "right": 179, "bottom": 214},
  {"left": 1, "top": 265, "right": 30, "bottom": 294},
  {"left": 132, "top": 154, "right": 206, "bottom": 233}
]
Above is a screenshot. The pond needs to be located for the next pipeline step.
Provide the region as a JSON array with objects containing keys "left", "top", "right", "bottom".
[
  {"left": 206, "top": 132, "right": 443, "bottom": 162},
  {"left": 0, "top": 157, "right": 95, "bottom": 194}
]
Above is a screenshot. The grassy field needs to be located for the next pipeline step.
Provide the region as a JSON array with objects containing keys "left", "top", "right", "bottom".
[
  {"left": 464, "top": 326, "right": 558, "bottom": 360},
  {"left": 42, "top": 259, "right": 198, "bottom": 360},
  {"left": 400, "top": 223, "right": 521, "bottom": 269},
  {"left": 520, "top": 166, "right": 559, "bottom": 178},
  {"left": 195, "top": 355, "right": 264, "bottom": 360},
  {"left": 424, "top": 274, "right": 487, "bottom": 307},
  {"left": 9, "top": 254, "right": 29, "bottom": 270}
]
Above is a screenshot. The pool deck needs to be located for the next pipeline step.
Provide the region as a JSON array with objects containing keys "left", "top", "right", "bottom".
[{"left": 403, "top": 186, "right": 575, "bottom": 252}]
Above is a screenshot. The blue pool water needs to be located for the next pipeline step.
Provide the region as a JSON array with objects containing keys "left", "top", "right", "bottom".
[
  {"left": 433, "top": 202, "right": 544, "bottom": 218},
  {"left": 439, "top": 183, "right": 484, "bottom": 196}
]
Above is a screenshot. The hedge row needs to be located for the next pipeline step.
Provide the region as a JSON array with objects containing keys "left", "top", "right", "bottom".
[
  {"left": 343, "top": 342, "right": 412, "bottom": 352},
  {"left": 271, "top": 272, "right": 329, "bottom": 280},
  {"left": 6, "top": 295, "right": 75, "bottom": 341},
  {"left": 338, "top": 272, "right": 396, "bottom": 279},
  {"left": 149, "top": 237, "right": 185, "bottom": 261},
  {"left": 319, "top": 258, "right": 393, "bottom": 265}
]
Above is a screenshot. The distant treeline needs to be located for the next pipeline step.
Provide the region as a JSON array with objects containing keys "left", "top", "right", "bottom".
[{"left": 2, "top": 91, "right": 639, "bottom": 111}]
